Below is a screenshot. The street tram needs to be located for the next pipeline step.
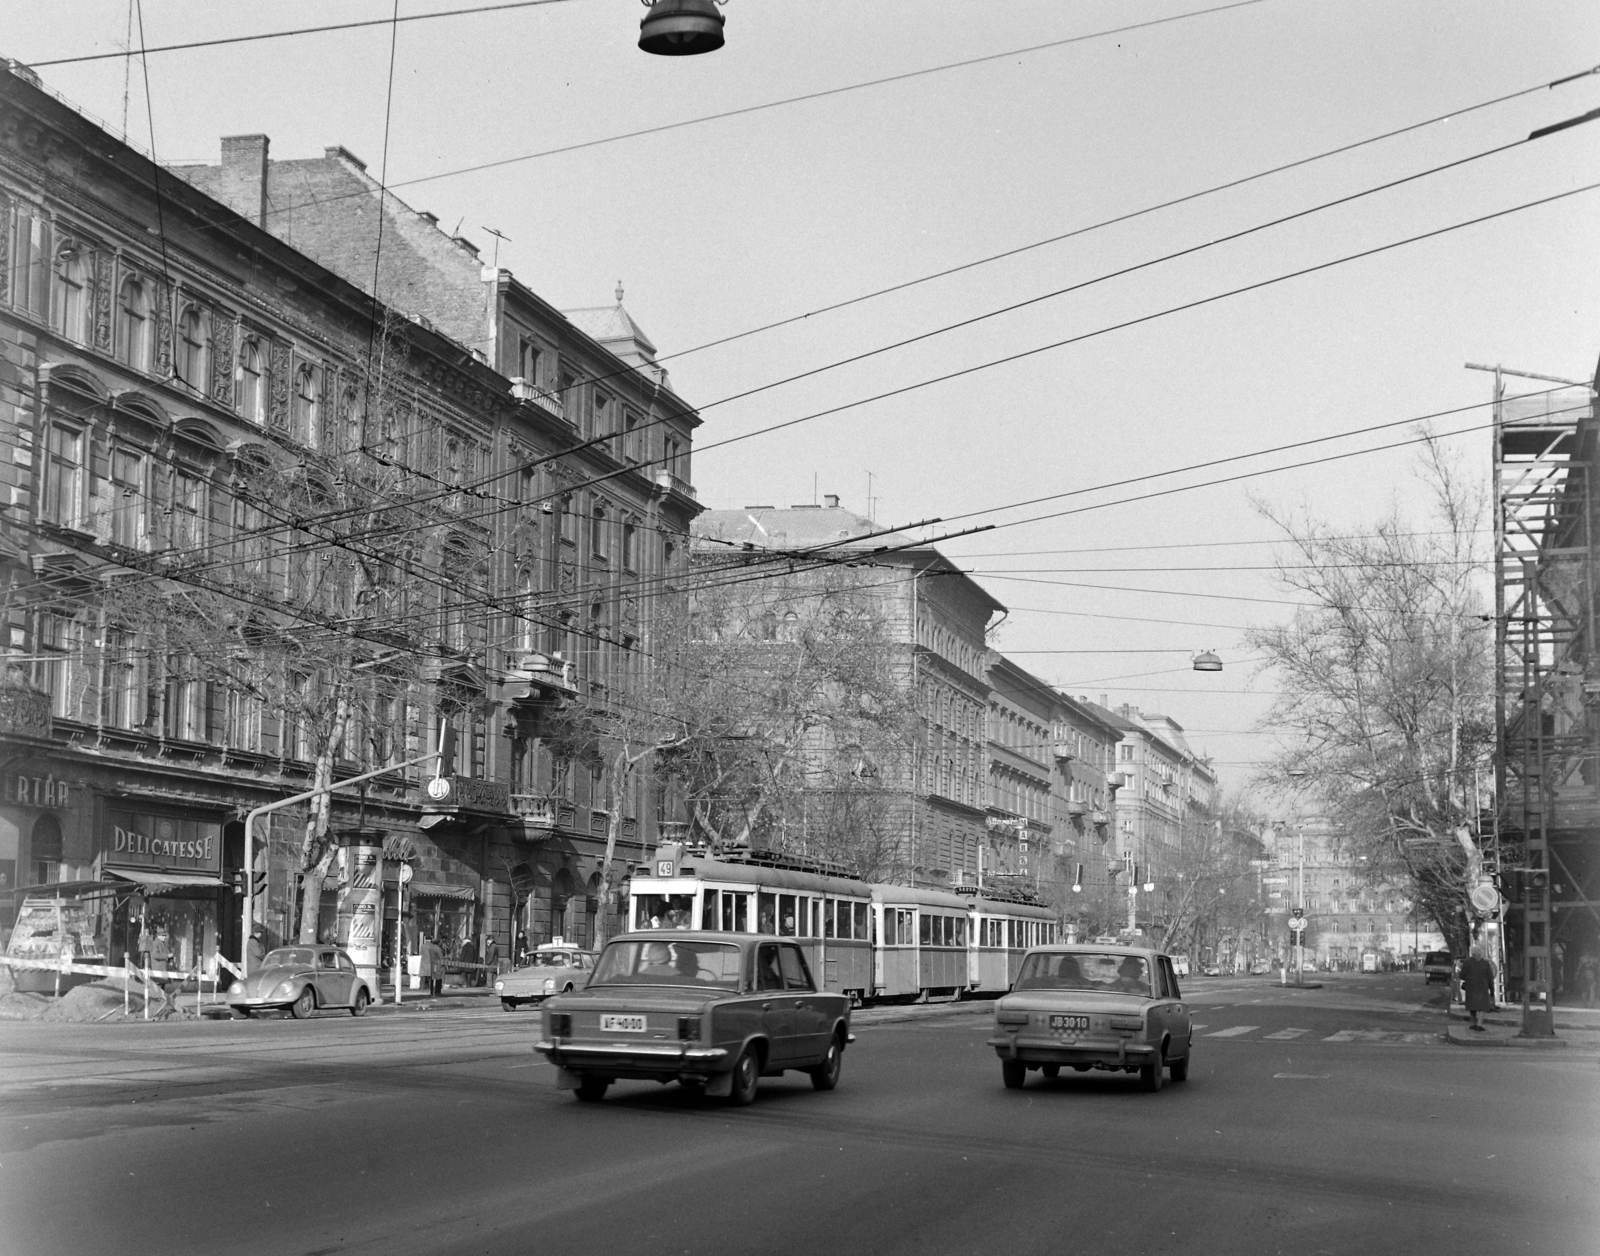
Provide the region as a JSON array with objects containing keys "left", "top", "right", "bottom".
[
  {"left": 871, "top": 884, "right": 970, "bottom": 1001},
  {"left": 626, "top": 844, "right": 1063, "bottom": 1004},
  {"left": 958, "top": 886, "right": 1060, "bottom": 995},
  {"left": 627, "top": 846, "right": 874, "bottom": 1003}
]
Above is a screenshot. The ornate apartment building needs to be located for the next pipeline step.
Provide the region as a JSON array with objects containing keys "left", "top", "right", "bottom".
[{"left": 0, "top": 63, "right": 700, "bottom": 981}]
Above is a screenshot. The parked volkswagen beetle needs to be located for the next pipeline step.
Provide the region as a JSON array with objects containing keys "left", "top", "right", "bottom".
[{"left": 227, "top": 946, "right": 373, "bottom": 1019}]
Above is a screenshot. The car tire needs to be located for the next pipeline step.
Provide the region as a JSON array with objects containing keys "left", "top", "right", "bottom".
[
  {"left": 350, "top": 989, "right": 369, "bottom": 1017},
  {"left": 1140, "top": 1046, "right": 1165, "bottom": 1093},
  {"left": 501, "top": 999, "right": 517, "bottom": 1012},
  {"left": 290, "top": 987, "right": 316, "bottom": 1020},
  {"left": 230, "top": 1008, "right": 253, "bottom": 1020},
  {"left": 1168, "top": 1050, "right": 1189, "bottom": 1082},
  {"left": 574, "top": 1075, "right": 610, "bottom": 1103},
  {"left": 809, "top": 1034, "right": 844, "bottom": 1091},
  {"left": 1001, "top": 1059, "right": 1026, "bottom": 1090},
  {"left": 1040, "top": 1064, "right": 1060, "bottom": 1079},
  {"left": 728, "top": 1046, "right": 761, "bottom": 1106}
]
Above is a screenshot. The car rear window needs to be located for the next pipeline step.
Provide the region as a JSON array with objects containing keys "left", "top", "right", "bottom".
[
  {"left": 1015, "top": 952, "right": 1151, "bottom": 995},
  {"left": 591, "top": 940, "right": 744, "bottom": 989}
]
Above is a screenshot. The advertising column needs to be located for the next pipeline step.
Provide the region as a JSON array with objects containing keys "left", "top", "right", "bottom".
[{"left": 339, "top": 832, "right": 384, "bottom": 991}]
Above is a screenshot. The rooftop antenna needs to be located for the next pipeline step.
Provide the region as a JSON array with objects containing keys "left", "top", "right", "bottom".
[{"left": 483, "top": 226, "right": 511, "bottom": 270}]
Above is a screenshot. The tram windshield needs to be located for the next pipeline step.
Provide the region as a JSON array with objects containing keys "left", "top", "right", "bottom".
[
  {"left": 1014, "top": 951, "right": 1152, "bottom": 995},
  {"left": 591, "top": 939, "right": 744, "bottom": 989},
  {"left": 633, "top": 894, "right": 695, "bottom": 930}
]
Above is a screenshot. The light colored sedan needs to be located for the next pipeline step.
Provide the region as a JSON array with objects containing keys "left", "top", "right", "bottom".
[
  {"left": 495, "top": 944, "right": 595, "bottom": 1011},
  {"left": 988, "top": 944, "right": 1192, "bottom": 1092},
  {"left": 227, "top": 946, "right": 373, "bottom": 1019}
]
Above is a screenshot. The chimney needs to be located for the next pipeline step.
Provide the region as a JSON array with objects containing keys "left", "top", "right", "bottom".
[
  {"left": 219, "top": 134, "right": 270, "bottom": 229},
  {"left": 823, "top": 494, "right": 840, "bottom": 508}
]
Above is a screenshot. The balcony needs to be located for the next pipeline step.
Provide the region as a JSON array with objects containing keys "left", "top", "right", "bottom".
[
  {"left": 510, "top": 378, "right": 565, "bottom": 421},
  {"left": 653, "top": 468, "right": 698, "bottom": 501}
]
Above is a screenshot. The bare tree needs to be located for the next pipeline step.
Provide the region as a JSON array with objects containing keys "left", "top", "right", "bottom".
[{"left": 1247, "top": 435, "right": 1493, "bottom": 954}]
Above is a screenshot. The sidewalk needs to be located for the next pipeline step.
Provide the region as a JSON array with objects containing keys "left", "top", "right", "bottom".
[{"left": 1444, "top": 1003, "right": 1600, "bottom": 1053}]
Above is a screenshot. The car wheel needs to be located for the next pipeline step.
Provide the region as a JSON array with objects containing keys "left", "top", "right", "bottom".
[
  {"left": 1001, "top": 1060, "right": 1026, "bottom": 1090},
  {"left": 350, "top": 989, "right": 369, "bottom": 1017},
  {"left": 574, "top": 1075, "right": 610, "bottom": 1103},
  {"left": 1140, "top": 1046, "right": 1166, "bottom": 1093},
  {"left": 501, "top": 999, "right": 517, "bottom": 1012},
  {"left": 728, "top": 1045, "right": 761, "bottom": 1106},
  {"left": 809, "top": 1034, "right": 844, "bottom": 1092},
  {"left": 1040, "top": 1064, "right": 1060, "bottom": 1079},
  {"left": 230, "top": 1007, "right": 253, "bottom": 1020},
  {"left": 1169, "top": 1042, "right": 1190, "bottom": 1082},
  {"left": 290, "top": 987, "right": 316, "bottom": 1020}
]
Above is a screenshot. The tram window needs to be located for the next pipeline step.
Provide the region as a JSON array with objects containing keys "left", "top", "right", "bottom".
[
  {"left": 701, "top": 889, "right": 719, "bottom": 930},
  {"left": 778, "top": 894, "right": 798, "bottom": 936},
  {"left": 855, "top": 902, "right": 869, "bottom": 941},
  {"left": 811, "top": 899, "right": 821, "bottom": 937},
  {"left": 721, "top": 892, "right": 751, "bottom": 932},
  {"left": 635, "top": 894, "right": 693, "bottom": 930},
  {"left": 956, "top": 917, "right": 967, "bottom": 947},
  {"left": 758, "top": 892, "right": 777, "bottom": 934},
  {"left": 919, "top": 914, "right": 931, "bottom": 945}
]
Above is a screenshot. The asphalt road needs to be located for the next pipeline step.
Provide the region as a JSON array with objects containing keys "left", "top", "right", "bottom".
[{"left": 1, "top": 974, "right": 1595, "bottom": 1256}]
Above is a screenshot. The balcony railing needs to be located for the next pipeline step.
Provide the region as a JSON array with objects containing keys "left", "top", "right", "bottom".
[
  {"left": 510, "top": 378, "right": 566, "bottom": 421},
  {"left": 653, "top": 468, "right": 697, "bottom": 501}
]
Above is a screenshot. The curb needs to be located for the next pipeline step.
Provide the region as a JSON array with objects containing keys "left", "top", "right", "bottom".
[{"left": 1445, "top": 1025, "right": 1568, "bottom": 1049}]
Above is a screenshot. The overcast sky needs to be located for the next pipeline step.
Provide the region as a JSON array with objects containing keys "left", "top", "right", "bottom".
[{"left": 9, "top": 0, "right": 1598, "bottom": 796}]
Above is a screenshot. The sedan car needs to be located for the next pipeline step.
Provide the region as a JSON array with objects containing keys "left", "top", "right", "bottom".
[
  {"left": 535, "top": 932, "right": 853, "bottom": 1105},
  {"left": 227, "top": 946, "right": 373, "bottom": 1019},
  {"left": 495, "top": 944, "right": 595, "bottom": 1011},
  {"left": 988, "top": 945, "right": 1191, "bottom": 1092}
]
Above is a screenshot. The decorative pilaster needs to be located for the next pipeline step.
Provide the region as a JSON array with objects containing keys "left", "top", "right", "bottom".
[{"left": 209, "top": 311, "right": 233, "bottom": 407}]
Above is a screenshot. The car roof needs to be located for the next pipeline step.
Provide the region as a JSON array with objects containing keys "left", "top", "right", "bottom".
[
  {"left": 615, "top": 930, "right": 791, "bottom": 946},
  {"left": 1025, "top": 943, "right": 1167, "bottom": 959}
]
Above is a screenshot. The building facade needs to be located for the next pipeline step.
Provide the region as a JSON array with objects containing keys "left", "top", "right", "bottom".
[{"left": 0, "top": 66, "right": 700, "bottom": 981}]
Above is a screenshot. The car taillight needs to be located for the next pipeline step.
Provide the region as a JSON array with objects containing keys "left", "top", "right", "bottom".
[
  {"left": 996, "top": 1009, "right": 1030, "bottom": 1025},
  {"left": 677, "top": 1015, "right": 700, "bottom": 1041},
  {"left": 1109, "top": 1015, "right": 1142, "bottom": 1031},
  {"left": 549, "top": 1013, "right": 571, "bottom": 1037}
]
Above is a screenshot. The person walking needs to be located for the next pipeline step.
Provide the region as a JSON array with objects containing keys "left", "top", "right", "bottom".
[
  {"left": 427, "top": 936, "right": 445, "bottom": 996},
  {"left": 1460, "top": 944, "right": 1497, "bottom": 1032},
  {"left": 246, "top": 927, "right": 266, "bottom": 973},
  {"left": 1578, "top": 949, "right": 1600, "bottom": 1010},
  {"left": 482, "top": 934, "right": 499, "bottom": 986},
  {"left": 417, "top": 932, "right": 436, "bottom": 997}
]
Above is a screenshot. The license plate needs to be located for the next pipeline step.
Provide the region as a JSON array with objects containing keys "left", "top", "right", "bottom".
[
  {"left": 1049, "top": 1014, "right": 1090, "bottom": 1032},
  {"left": 601, "top": 1014, "right": 647, "bottom": 1033}
]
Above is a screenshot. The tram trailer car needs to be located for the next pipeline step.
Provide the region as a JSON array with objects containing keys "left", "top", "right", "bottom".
[
  {"left": 628, "top": 851, "right": 874, "bottom": 1004},
  {"left": 963, "top": 894, "right": 1060, "bottom": 995}
]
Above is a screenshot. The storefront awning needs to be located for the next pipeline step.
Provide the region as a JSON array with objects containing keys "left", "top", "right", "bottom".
[
  {"left": 104, "top": 868, "right": 225, "bottom": 889},
  {"left": 408, "top": 880, "right": 476, "bottom": 901}
]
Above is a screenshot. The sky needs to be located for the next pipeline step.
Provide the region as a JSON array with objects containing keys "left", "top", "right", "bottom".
[{"left": 8, "top": 0, "right": 1598, "bottom": 798}]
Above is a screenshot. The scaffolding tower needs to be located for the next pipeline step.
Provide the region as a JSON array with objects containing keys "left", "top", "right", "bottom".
[{"left": 1492, "top": 364, "right": 1599, "bottom": 1037}]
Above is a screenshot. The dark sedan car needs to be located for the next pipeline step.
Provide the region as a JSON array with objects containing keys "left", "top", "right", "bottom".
[
  {"left": 535, "top": 932, "right": 853, "bottom": 1105},
  {"left": 227, "top": 946, "right": 373, "bottom": 1018}
]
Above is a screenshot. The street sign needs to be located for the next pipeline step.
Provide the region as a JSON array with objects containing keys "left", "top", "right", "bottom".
[
  {"left": 1289, "top": 918, "right": 1306, "bottom": 934},
  {"left": 1262, "top": 877, "right": 1289, "bottom": 885}
]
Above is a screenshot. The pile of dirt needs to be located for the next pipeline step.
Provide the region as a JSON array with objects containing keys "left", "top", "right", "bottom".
[
  {"left": 0, "top": 990, "right": 52, "bottom": 1021},
  {"left": 0, "top": 980, "right": 175, "bottom": 1022}
]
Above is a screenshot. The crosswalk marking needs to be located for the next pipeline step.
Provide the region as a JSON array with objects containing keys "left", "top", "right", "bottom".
[
  {"left": 1264, "top": 1028, "right": 1310, "bottom": 1040},
  {"left": 1204, "top": 1025, "right": 1260, "bottom": 1038}
]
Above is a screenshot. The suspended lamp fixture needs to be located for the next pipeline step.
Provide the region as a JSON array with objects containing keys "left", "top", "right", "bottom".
[
  {"left": 639, "top": 0, "right": 726, "bottom": 56},
  {"left": 1192, "top": 650, "right": 1223, "bottom": 672}
]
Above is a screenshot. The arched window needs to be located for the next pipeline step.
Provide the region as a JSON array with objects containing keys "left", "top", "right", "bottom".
[
  {"left": 116, "top": 276, "right": 151, "bottom": 369},
  {"left": 237, "top": 338, "right": 264, "bottom": 423},
  {"left": 50, "top": 247, "right": 90, "bottom": 343},
  {"left": 292, "top": 364, "right": 319, "bottom": 445},
  {"left": 175, "top": 305, "right": 208, "bottom": 388},
  {"left": 590, "top": 505, "right": 607, "bottom": 560}
]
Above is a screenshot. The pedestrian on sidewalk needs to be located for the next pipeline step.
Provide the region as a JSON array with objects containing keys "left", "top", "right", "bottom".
[
  {"left": 483, "top": 934, "right": 499, "bottom": 985},
  {"left": 418, "top": 933, "right": 436, "bottom": 996},
  {"left": 1460, "top": 944, "right": 1496, "bottom": 1032},
  {"left": 246, "top": 928, "right": 266, "bottom": 973},
  {"left": 1578, "top": 950, "right": 1600, "bottom": 1009}
]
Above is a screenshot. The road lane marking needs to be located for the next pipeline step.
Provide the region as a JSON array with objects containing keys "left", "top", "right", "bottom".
[
  {"left": 1264, "top": 1028, "right": 1310, "bottom": 1040},
  {"left": 1273, "top": 1072, "right": 1330, "bottom": 1079},
  {"left": 1203, "top": 1025, "right": 1259, "bottom": 1038}
]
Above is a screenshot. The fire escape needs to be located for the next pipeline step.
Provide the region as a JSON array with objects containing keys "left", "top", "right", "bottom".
[{"left": 1492, "top": 366, "right": 1599, "bottom": 1036}]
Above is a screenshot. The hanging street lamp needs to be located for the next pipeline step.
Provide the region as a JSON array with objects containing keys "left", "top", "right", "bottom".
[
  {"left": 639, "top": 0, "right": 727, "bottom": 56},
  {"left": 1192, "top": 650, "right": 1223, "bottom": 672}
]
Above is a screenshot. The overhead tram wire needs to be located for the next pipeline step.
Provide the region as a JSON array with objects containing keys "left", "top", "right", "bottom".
[
  {"left": 26, "top": 0, "right": 582, "bottom": 67},
  {"left": 122, "top": 70, "right": 1600, "bottom": 552}
]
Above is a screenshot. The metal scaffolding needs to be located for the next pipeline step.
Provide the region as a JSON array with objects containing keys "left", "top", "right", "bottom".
[{"left": 1491, "top": 365, "right": 1599, "bottom": 1037}]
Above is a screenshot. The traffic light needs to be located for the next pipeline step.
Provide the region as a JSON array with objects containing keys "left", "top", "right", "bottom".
[{"left": 1497, "top": 867, "right": 1550, "bottom": 896}]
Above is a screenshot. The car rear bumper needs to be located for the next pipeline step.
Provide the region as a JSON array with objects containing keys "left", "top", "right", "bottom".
[
  {"left": 535, "top": 1040, "right": 732, "bottom": 1079},
  {"left": 988, "top": 1034, "right": 1158, "bottom": 1068}
]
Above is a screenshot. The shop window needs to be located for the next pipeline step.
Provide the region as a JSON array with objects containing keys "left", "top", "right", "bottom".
[
  {"left": 116, "top": 276, "right": 151, "bottom": 370},
  {"left": 41, "top": 420, "right": 85, "bottom": 530},
  {"left": 29, "top": 814, "right": 63, "bottom": 887},
  {"left": 50, "top": 247, "right": 89, "bottom": 343}
]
